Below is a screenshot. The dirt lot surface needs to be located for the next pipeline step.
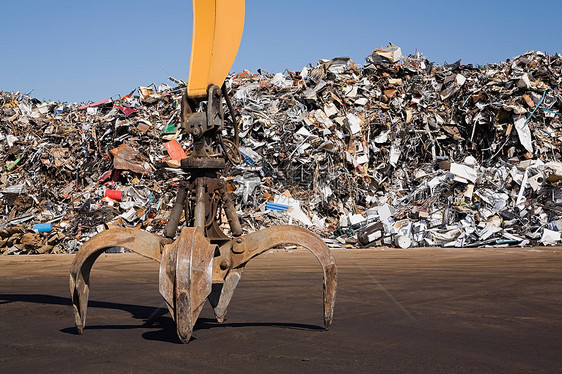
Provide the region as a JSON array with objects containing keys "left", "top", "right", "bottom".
[{"left": 1, "top": 247, "right": 561, "bottom": 373}]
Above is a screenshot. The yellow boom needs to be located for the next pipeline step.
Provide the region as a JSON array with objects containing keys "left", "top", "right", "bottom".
[{"left": 187, "top": 0, "right": 245, "bottom": 97}]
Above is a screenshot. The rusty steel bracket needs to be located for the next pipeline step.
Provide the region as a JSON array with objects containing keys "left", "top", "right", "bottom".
[{"left": 69, "top": 85, "right": 338, "bottom": 343}]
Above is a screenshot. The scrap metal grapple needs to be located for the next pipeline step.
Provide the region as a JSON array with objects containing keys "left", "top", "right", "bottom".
[{"left": 69, "top": 0, "right": 337, "bottom": 343}]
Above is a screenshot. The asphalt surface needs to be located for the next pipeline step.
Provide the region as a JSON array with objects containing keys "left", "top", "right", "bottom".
[{"left": 0, "top": 247, "right": 561, "bottom": 373}]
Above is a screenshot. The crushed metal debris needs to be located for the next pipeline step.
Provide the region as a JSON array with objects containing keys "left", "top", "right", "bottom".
[{"left": 1, "top": 46, "right": 561, "bottom": 254}]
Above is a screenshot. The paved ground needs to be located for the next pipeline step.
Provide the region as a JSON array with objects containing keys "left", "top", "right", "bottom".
[{"left": 0, "top": 247, "right": 561, "bottom": 373}]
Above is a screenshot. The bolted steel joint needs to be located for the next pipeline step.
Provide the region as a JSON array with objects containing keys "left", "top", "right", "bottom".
[{"left": 219, "top": 258, "right": 231, "bottom": 270}]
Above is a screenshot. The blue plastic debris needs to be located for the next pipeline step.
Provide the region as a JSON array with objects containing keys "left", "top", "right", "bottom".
[
  {"left": 33, "top": 222, "right": 52, "bottom": 233},
  {"left": 240, "top": 152, "right": 256, "bottom": 166},
  {"left": 266, "top": 202, "right": 289, "bottom": 212}
]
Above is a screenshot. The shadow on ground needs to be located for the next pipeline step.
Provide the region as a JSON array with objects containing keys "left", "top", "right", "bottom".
[{"left": 0, "top": 293, "right": 323, "bottom": 344}]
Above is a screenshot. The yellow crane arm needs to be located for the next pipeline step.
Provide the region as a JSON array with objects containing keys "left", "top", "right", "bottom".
[{"left": 187, "top": 0, "right": 245, "bottom": 98}]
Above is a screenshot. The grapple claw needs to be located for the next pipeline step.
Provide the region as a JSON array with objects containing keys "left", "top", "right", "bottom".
[
  {"left": 69, "top": 228, "right": 171, "bottom": 334},
  {"left": 214, "top": 225, "right": 338, "bottom": 329},
  {"left": 69, "top": 2, "right": 338, "bottom": 341},
  {"left": 247, "top": 226, "right": 337, "bottom": 329},
  {"left": 208, "top": 268, "right": 243, "bottom": 323},
  {"left": 159, "top": 226, "right": 216, "bottom": 343}
]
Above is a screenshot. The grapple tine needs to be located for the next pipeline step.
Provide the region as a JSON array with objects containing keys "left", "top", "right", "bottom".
[
  {"left": 159, "top": 227, "right": 216, "bottom": 343},
  {"left": 209, "top": 268, "right": 244, "bottom": 323},
  {"left": 69, "top": 228, "right": 171, "bottom": 334},
  {"left": 219, "top": 225, "right": 338, "bottom": 329}
]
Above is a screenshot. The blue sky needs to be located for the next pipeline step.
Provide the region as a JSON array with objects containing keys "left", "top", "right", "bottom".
[{"left": 2, "top": 0, "right": 561, "bottom": 102}]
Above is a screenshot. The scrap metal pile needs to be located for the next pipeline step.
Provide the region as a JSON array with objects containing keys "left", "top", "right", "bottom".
[{"left": 1, "top": 46, "right": 562, "bottom": 254}]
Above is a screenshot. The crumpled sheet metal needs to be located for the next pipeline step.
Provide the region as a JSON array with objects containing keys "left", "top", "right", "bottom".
[
  {"left": 1, "top": 46, "right": 562, "bottom": 252},
  {"left": 109, "top": 143, "right": 152, "bottom": 174},
  {"left": 222, "top": 48, "right": 561, "bottom": 248}
]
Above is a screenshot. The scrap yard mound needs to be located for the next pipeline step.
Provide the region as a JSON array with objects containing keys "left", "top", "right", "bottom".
[{"left": 1, "top": 46, "right": 561, "bottom": 254}]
